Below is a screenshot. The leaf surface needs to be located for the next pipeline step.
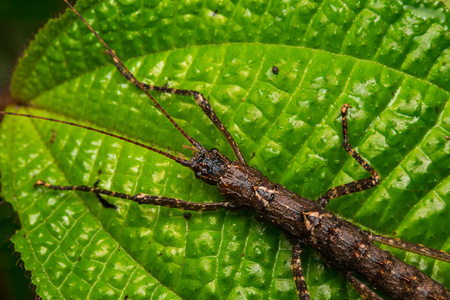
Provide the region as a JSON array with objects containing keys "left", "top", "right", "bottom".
[{"left": 1, "top": 0, "right": 449, "bottom": 299}]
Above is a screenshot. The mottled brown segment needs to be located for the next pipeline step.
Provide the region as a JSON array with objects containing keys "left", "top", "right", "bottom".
[{"left": 304, "top": 212, "right": 449, "bottom": 299}]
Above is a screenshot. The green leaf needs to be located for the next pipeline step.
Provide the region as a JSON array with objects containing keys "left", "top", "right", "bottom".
[{"left": 1, "top": 0, "right": 449, "bottom": 299}]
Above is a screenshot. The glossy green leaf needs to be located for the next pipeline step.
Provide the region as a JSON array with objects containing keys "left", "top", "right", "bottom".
[{"left": 1, "top": 0, "right": 449, "bottom": 299}]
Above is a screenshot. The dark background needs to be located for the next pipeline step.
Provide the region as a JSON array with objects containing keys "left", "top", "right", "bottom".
[{"left": 0, "top": 1, "right": 69, "bottom": 299}]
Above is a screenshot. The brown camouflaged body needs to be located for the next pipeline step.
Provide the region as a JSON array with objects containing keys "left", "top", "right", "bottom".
[{"left": 218, "top": 162, "right": 449, "bottom": 300}]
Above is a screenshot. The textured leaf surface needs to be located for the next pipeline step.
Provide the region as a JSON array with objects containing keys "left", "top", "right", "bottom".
[{"left": 1, "top": 0, "right": 449, "bottom": 299}]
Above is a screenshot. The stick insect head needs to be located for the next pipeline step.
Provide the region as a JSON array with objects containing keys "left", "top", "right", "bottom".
[{"left": 189, "top": 148, "right": 231, "bottom": 185}]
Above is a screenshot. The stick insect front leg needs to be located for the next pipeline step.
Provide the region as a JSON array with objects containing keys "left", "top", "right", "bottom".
[
  {"left": 317, "top": 104, "right": 380, "bottom": 208},
  {"left": 109, "top": 53, "right": 247, "bottom": 165},
  {"left": 35, "top": 180, "right": 239, "bottom": 212}
]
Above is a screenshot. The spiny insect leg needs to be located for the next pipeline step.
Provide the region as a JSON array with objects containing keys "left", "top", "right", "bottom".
[
  {"left": 367, "top": 232, "right": 450, "bottom": 263},
  {"left": 318, "top": 104, "right": 380, "bottom": 208},
  {"left": 35, "top": 180, "right": 239, "bottom": 212},
  {"left": 344, "top": 273, "right": 383, "bottom": 300},
  {"left": 291, "top": 244, "right": 311, "bottom": 300},
  {"left": 109, "top": 54, "right": 247, "bottom": 165}
]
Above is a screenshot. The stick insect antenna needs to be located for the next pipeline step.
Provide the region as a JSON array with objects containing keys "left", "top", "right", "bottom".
[
  {"left": 64, "top": 0, "right": 205, "bottom": 152},
  {"left": 0, "top": 111, "right": 192, "bottom": 167}
]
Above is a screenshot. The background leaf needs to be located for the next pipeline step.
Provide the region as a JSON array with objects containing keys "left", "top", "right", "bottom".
[{"left": 1, "top": 0, "right": 449, "bottom": 299}]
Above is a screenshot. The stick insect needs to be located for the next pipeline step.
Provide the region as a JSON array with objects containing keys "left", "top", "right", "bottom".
[{"left": 1, "top": 0, "right": 448, "bottom": 300}]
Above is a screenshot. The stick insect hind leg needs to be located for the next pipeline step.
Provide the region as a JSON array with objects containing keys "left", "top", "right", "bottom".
[
  {"left": 317, "top": 104, "right": 450, "bottom": 264},
  {"left": 317, "top": 104, "right": 380, "bottom": 208}
]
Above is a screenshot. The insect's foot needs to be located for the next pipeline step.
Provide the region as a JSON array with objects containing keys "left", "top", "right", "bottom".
[
  {"left": 34, "top": 179, "right": 50, "bottom": 187},
  {"left": 341, "top": 103, "right": 352, "bottom": 114}
]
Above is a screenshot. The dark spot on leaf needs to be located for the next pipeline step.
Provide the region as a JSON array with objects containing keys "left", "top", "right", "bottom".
[{"left": 272, "top": 65, "right": 279, "bottom": 74}]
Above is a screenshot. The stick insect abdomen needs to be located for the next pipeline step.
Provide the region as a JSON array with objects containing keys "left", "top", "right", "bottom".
[
  {"left": 357, "top": 242, "right": 449, "bottom": 299},
  {"left": 304, "top": 211, "right": 450, "bottom": 299}
]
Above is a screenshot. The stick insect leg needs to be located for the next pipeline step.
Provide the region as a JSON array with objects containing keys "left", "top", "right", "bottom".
[
  {"left": 35, "top": 180, "right": 239, "bottom": 212},
  {"left": 366, "top": 232, "right": 450, "bottom": 263},
  {"left": 291, "top": 244, "right": 311, "bottom": 300},
  {"left": 344, "top": 273, "right": 383, "bottom": 300},
  {"left": 93, "top": 179, "right": 118, "bottom": 209},
  {"left": 317, "top": 104, "right": 380, "bottom": 208},
  {"left": 110, "top": 55, "right": 247, "bottom": 165}
]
